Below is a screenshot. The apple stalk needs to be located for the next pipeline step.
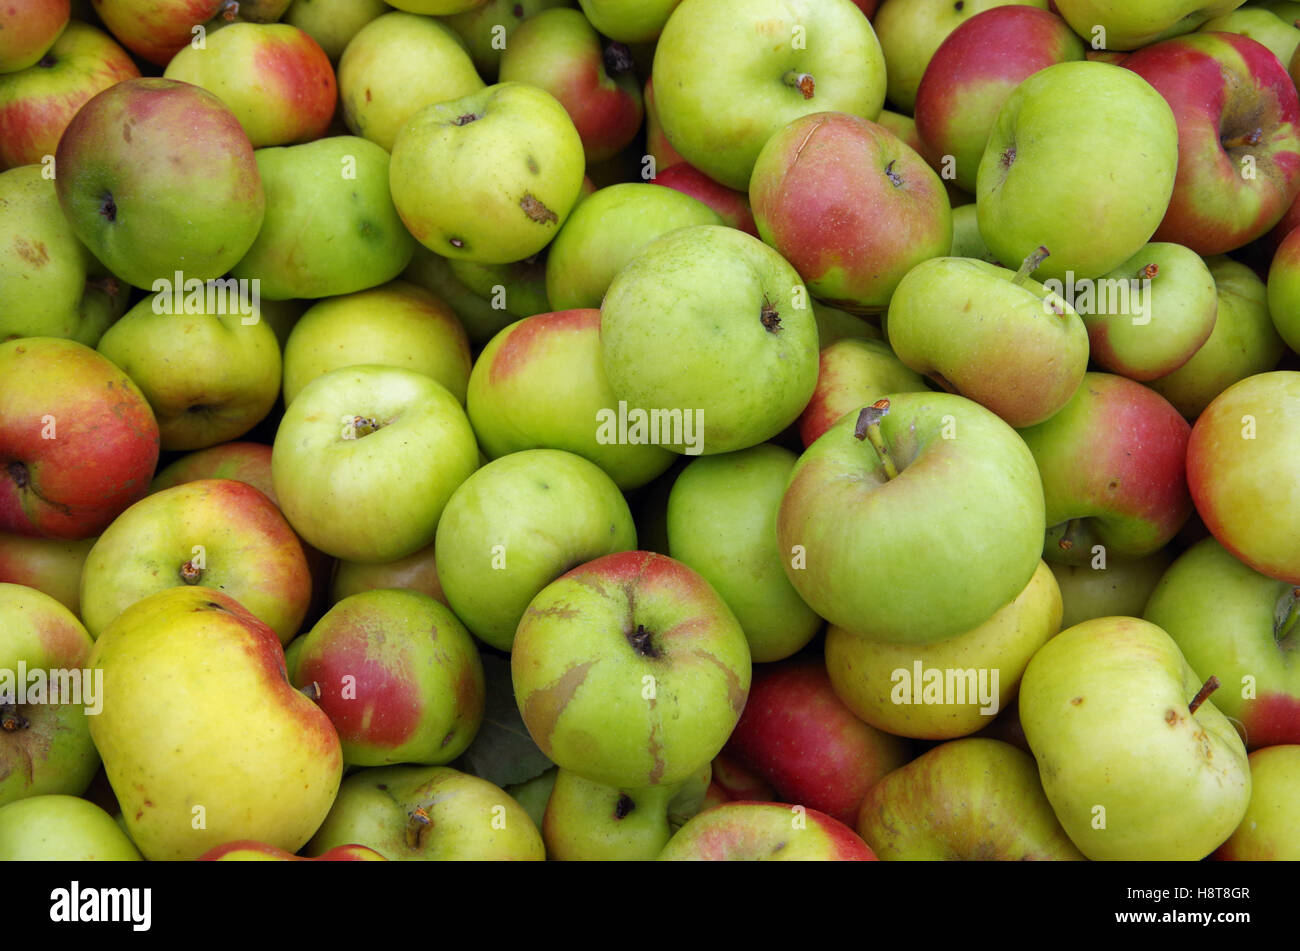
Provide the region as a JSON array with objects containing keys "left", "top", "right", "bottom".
[{"left": 854, "top": 399, "right": 898, "bottom": 480}]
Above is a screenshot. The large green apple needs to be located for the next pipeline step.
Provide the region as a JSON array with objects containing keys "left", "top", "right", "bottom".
[
  {"left": 600, "top": 225, "right": 819, "bottom": 455},
  {"left": 389, "top": 82, "right": 585, "bottom": 264},
  {"left": 232, "top": 136, "right": 415, "bottom": 300},
  {"left": 1051, "top": 549, "right": 1172, "bottom": 630},
  {"left": 778, "top": 391, "right": 1045, "bottom": 645},
  {"left": 1055, "top": 0, "right": 1256, "bottom": 50},
  {"left": 651, "top": 0, "right": 887, "bottom": 190},
  {"left": 0, "top": 795, "right": 141, "bottom": 860},
  {"left": 285, "top": 0, "right": 390, "bottom": 60},
  {"left": 1019, "top": 616, "right": 1251, "bottom": 861},
  {"left": 434, "top": 449, "right": 638, "bottom": 651},
  {"left": 666, "top": 444, "right": 821, "bottom": 663},
  {"left": 578, "top": 0, "right": 680, "bottom": 43},
  {"left": 272, "top": 365, "right": 480, "bottom": 563},
  {"left": 977, "top": 61, "right": 1179, "bottom": 282}
]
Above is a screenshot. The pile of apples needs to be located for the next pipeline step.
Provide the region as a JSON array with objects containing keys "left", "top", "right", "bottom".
[{"left": 2, "top": 0, "right": 1298, "bottom": 863}]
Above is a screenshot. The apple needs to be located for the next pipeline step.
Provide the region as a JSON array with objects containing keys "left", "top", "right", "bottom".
[
  {"left": 231, "top": 136, "right": 415, "bottom": 300},
  {"left": 1267, "top": 224, "right": 1300, "bottom": 353},
  {"left": 0, "top": 338, "right": 158, "bottom": 540},
  {"left": 0, "top": 795, "right": 141, "bottom": 860},
  {"left": 1123, "top": 33, "right": 1300, "bottom": 256},
  {"left": 199, "top": 840, "right": 387, "bottom": 860},
  {"left": 545, "top": 183, "right": 722, "bottom": 311},
  {"left": 150, "top": 441, "right": 276, "bottom": 501},
  {"left": 465, "top": 309, "right": 677, "bottom": 490},
  {"left": 778, "top": 392, "right": 1046, "bottom": 645},
  {"left": 55, "top": 78, "right": 265, "bottom": 291},
  {"left": 282, "top": 280, "right": 472, "bottom": 407},
  {"left": 1145, "top": 537, "right": 1299, "bottom": 749},
  {"left": 0, "top": 20, "right": 139, "bottom": 170},
  {"left": 577, "top": 0, "right": 680, "bottom": 44},
  {"left": 0, "top": 534, "right": 94, "bottom": 614},
  {"left": 643, "top": 75, "right": 685, "bottom": 173},
  {"left": 1215, "top": 745, "right": 1300, "bottom": 860},
  {"left": 1147, "top": 257, "right": 1285, "bottom": 418},
  {"left": 543, "top": 764, "right": 710, "bottom": 861},
  {"left": 1051, "top": 549, "right": 1172, "bottom": 630},
  {"left": 600, "top": 225, "right": 820, "bottom": 455},
  {"left": 0, "top": 164, "right": 129, "bottom": 346},
  {"left": 504, "top": 767, "right": 557, "bottom": 833},
  {"left": 499, "top": 8, "right": 643, "bottom": 163},
  {"left": 164, "top": 21, "right": 336, "bottom": 148},
  {"left": 650, "top": 163, "right": 757, "bottom": 236},
  {"left": 977, "top": 61, "right": 1179, "bottom": 282},
  {"left": 338, "top": 12, "right": 484, "bottom": 153},
  {"left": 1054, "top": 0, "right": 1262, "bottom": 51},
  {"left": 386, "top": 0, "right": 485, "bottom": 12},
  {"left": 826, "top": 561, "right": 1062, "bottom": 740},
  {"left": 389, "top": 82, "right": 585, "bottom": 265},
  {"left": 513, "top": 551, "right": 751, "bottom": 788},
  {"left": 948, "top": 201, "right": 996, "bottom": 262},
  {"left": 95, "top": 292, "right": 281, "bottom": 452},
  {"left": 79, "top": 478, "right": 312, "bottom": 644},
  {"left": 1186, "top": 371, "right": 1300, "bottom": 586},
  {"left": 272, "top": 365, "right": 479, "bottom": 564},
  {"left": 292, "top": 589, "right": 484, "bottom": 766},
  {"left": 857, "top": 738, "right": 1085, "bottom": 860},
  {"left": 706, "top": 752, "right": 776, "bottom": 808},
  {"left": 651, "top": 0, "right": 887, "bottom": 191},
  {"left": 812, "top": 300, "right": 883, "bottom": 348},
  {"left": 285, "top": 0, "right": 390, "bottom": 61},
  {"left": 665, "top": 445, "right": 821, "bottom": 663},
  {"left": 435, "top": 449, "right": 638, "bottom": 651},
  {"left": 330, "top": 542, "right": 448, "bottom": 608},
  {"left": 404, "top": 245, "right": 526, "bottom": 346},
  {"left": 872, "top": 0, "right": 1045, "bottom": 114},
  {"left": 90, "top": 0, "right": 233, "bottom": 66},
  {"left": 659, "top": 801, "right": 877, "bottom": 860},
  {"left": 798, "top": 338, "right": 927, "bottom": 448},
  {"left": 1020, "top": 616, "right": 1252, "bottom": 860},
  {"left": 749, "top": 112, "right": 952, "bottom": 314},
  {"left": 0, "top": 0, "right": 69, "bottom": 73},
  {"left": 0, "top": 583, "right": 99, "bottom": 806},
  {"left": 1017, "top": 372, "right": 1192, "bottom": 564},
  {"left": 885, "top": 253, "right": 1089, "bottom": 428},
  {"left": 448, "top": 255, "right": 550, "bottom": 323},
  {"left": 1201, "top": 7, "right": 1300, "bottom": 68},
  {"left": 723, "top": 658, "right": 910, "bottom": 825},
  {"left": 1080, "top": 242, "right": 1218, "bottom": 381},
  {"left": 306, "top": 764, "right": 545, "bottom": 860},
  {"left": 913, "top": 5, "right": 1086, "bottom": 194}
]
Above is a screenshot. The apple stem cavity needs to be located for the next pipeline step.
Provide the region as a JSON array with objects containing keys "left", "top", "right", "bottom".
[
  {"left": 626, "top": 624, "right": 661, "bottom": 659},
  {"left": 854, "top": 399, "right": 899, "bottom": 480},
  {"left": 603, "top": 42, "right": 635, "bottom": 76},
  {"left": 6, "top": 461, "right": 28, "bottom": 489},
  {"left": 178, "top": 559, "right": 203, "bottom": 585},
  {"left": 1011, "top": 246, "right": 1049, "bottom": 287},
  {"left": 299, "top": 681, "right": 322, "bottom": 702},
  {"left": 1138, "top": 263, "right": 1159, "bottom": 280},
  {"left": 347, "top": 416, "right": 381, "bottom": 438},
  {"left": 1276, "top": 588, "right": 1300, "bottom": 643},
  {"left": 1221, "top": 128, "right": 1263, "bottom": 151},
  {"left": 1186, "top": 675, "right": 1220, "bottom": 716},
  {"left": 406, "top": 806, "right": 433, "bottom": 849},
  {"left": 614, "top": 794, "right": 635, "bottom": 819},
  {"left": 783, "top": 71, "right": 815, "bottom": 100},
  {"left": 453, "top": 113, "right": 480, "bottom": 126},
  {"left": 99, "top": 194, "right": 117, "bottom": 224},
  {"left": 0, "top": 705, "right": 29, "bottom": 732}
]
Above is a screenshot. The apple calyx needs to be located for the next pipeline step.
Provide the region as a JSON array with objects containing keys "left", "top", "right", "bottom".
[
  {"left": 346, "top": 415, "right": 382, "bottom": 439},
  {"left": 626, "top": 623, "right": 661, "bottom": 659},
  {"left": 1011, "top": 246, "right": 1049, "bottom": 288},
  {"left": 760, "top": 295, "right": 782, "bottom": 333},
  {"left": 603, "top": 42, "right": 634, "bottom": 77},
  {"left": 783, "top": 71, "right": 815, "bottom": 100},
  {"left": 0, "top": 704, "right": 30, "bottom": 732},
  {"left": 1186, "top": 675, "right": 1220, "bottom": 717},
  {"left": 884, "top": 160, "right": 903, "bottom": 188},
  {"left": 854, "top": 399, "right": 899, "bottom": 480},
  {"left": 453, "top": 113, "right": 481, "bottom": 126},
  {"left": 614, "top": 794, "right": 635, "bottom": 819},
  {"left": 99, "top": 194, "right": 117, "bottom": 224},
  {"left": 405, "top": 806, "right": 433, "bottom": 849},
  {"left": 221, "top": 1, "right": 240, "bottom": 22},
  {"left": 6, "top": 461, "right": 29, "bottom": 489}
]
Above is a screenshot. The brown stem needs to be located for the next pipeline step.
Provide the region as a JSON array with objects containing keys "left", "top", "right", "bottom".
[
  {"left": 783, "top": 71, "right": 815, "bottom": 99},
  {"left": 1221, "top": 129, "right": 1263, "bottom": 150},
  {"left": 299, "top": 681, "right": 322, "bottom": 702},
  {"left": 1187, "top": 675, "right": 1220, "bottom": 716},
  {"left": 179, "top": 561, "right": 202, "bottom": 584},
  {"left": 1056, "top": 518, "right": 1082, "bottom": 553},
  {"left": 405, "top": 806, "right": 433, "bottom": 849},
  {"left": 854, "top": 399, "right": 898, "bottom": 480},
  {"left": 1137, "top": 263, "right": 1158, "bottom": 281}
]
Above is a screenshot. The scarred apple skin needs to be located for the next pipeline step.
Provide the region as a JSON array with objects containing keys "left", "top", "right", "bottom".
[
  {"left": 0, "top": 338, "right": 159, "bottom": 540},
  {"left": 723, "top": 658, "right": 910, "bottom": 826},
  {"left": 1123, "top": 33, "right": 1300, "bottom": 255},
  {"left": 914, "top": 6, "right": 1085, "bottom": 193},
  {"left": 659, "top": 801, "right": 878, "bottom": 860}
]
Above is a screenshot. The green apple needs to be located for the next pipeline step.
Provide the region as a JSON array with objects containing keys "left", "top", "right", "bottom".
[
  {"left": 948, "top": 202, "right": 997, "bottom": 263},
  {"left": 434, "top": 449, "right": 637, "bottom": 651},
  {"left": 338, "top": 12, "right": 484, "bottom": 153},
  {"left": 1051, "top": 549, "right": 1172, "bottom": 630},
  {"left": 389, "top": 82, "right": 585, "bottom": 264},
  {"left": 1055, "top": 0, "right": 1264, "bottom": 50},
  {"left": 1216, "top": 745, "right": 1300, "bottom": 860},
  {"left": 282, "top": 280, "right": 472, "bottom": 407},
  {"left": 778, "top": 391, "right": 1046, "bottom": 645},
  {"left": 441, "top": 0, "right": 571, "bottom": 78},
  {"left": 292, "top": 589, "right": 484, "bottom": 766},
  {"left": 1200, "top": 7, "right": 1300, "bottom": 67},
  {"left": 88, "top": 586, "right": 343, "bottom": 860},
  {"left": 272, "top": 365, "right": 480, "bottom": 563},
  {"left": 545, "top": 183, "right": 722, "bottom": 310},
  {"left": 798, "top": 337, "right": 926, "bottom": 448},
  {"left": 577, "top": 0, "right": 680, "bottom": 43},
  {"left": 404, "top": 245, "right": 518, "bottom": 345},
  {"left": 600, "top": 225, "right": 819, "bottom": 455},
  {"left": 651, "top": 0, "right": 887, "bottom": 190},
  {"left": 977, "top": 61, "right": 1178, "bottom": 282},
  {"left": 811, "top": 301, "right": 882, "bottom": 348},
  {"left": 306, "top": 764, "right": 545, "bottom": 860},
  {"left": 543, "top": 762, "right": 710, "bottom": 860},
  {"left": 285, "top": 0, "right": 391, "bottom": 61},
  {"left": 1148, "top": 257, "right": 1285, "bottom": 418},
  {"left": 447, "top": 255, "right": 550, "bottom": 321},
  {"left": 95, "top": 290, "right": 280, "bottom": 451},
  {"left": 0, "top": 795, "right": 141, "bottom": 860},
  {"left": 856, "top": 737, "right": 1085, "bottom": 860},
  {"left": 826, "top": 561, "right": 1061, "bottom": 739},
  {"left": 513, "top": 551, "right": 751, "bottom": 788},
  {"left": 886, "top": 254, "right": 1089, "bottom": 428},
  {"left": 1145, "top": 538, "right": 1300, "bottom": 749},
  {"left": 1019, "top": 615, "right": 1251, "bottom": 861},
  {"left": 232, "top": 136, "right": 415, "bottom": 300},
  {"left": 666, "top": 444, "right": 821, "bottom": 663},
  {"left": 1265, "top": 223, "right": 1300, "bottom": 354},
  {"left": 331, "top": 541, "right": 446, "bottom": 607},
  {"left": 659, "top": 801, "right": 877, "bottom": 860}
]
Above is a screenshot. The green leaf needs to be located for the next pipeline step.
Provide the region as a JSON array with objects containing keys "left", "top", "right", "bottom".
[{"left": 457, "top": 652, "right": 553, "bottom": 788}]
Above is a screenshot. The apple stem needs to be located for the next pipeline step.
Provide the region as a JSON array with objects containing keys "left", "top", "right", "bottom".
[
  {"left": 1187, "top": 675, "right": 1220, "bottom": 716},
  {"left": 299, "top": 681, "right": 322, "bottom": 702},
  {"left": 405, "top": 806, "right": 433, "bottom": 849},
  {"left": 1221, "top": 129, "right": 1263, "bottom": 150},
  {"left": 0, "top": 705, "right": 29, "bottom": 732},
  {"left": 854, "top": 399, "right": 898, "bottom": 480},
  {"left": 220, "top": 0, "right": 239, "bottom": 21},
  {"left": 179, "top": 560, "right": 203, "bottom": 585},
  {"left": 783, "top": 71, "right": 815, "bottom": 100},
  {"left": 1137, "top": 263, "right": 1158, "bottom": 281},
  {"left": 1011, "top": 246, "right": 1049, "bottom": 287},
  {"left": 1057, "top": 518, "right": 1081, "bottom": 553}
]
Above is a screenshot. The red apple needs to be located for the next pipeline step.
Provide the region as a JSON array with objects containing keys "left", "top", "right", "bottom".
[
  {"left": 150, "top": 441, "right": 275, "bottom": 501},
  {"left": 652, "top": 163, "right": 757, "bottom": 236},
  {"left": 91, "top": 0, "right": 229, "bottom": 67},
  {"left": 705, "top": 751, "right": 776, "bottom": 808},
  {"left": 798, "top": 337, "right": 928, "bottom": 447},
  {"left": 0, "top": 338, "right": 159, "bottom": 540},
  {"left": 0, "top": 21, "right": 139, "bottom": 170},
  {"left": 658, "top": 801, "right": 878, "bottom": 860},
  {"left": 0, "top": 0, "right": 69, "bottom": 73},
  {"left": 1123, "top": 32, "right": 1300, "bottom": 255},
  {"left": 0, "top": 533, "right": 94, "bottom": 615},
  {"left": 199, "top": 840, "right": 386, "bottom": 860}
]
